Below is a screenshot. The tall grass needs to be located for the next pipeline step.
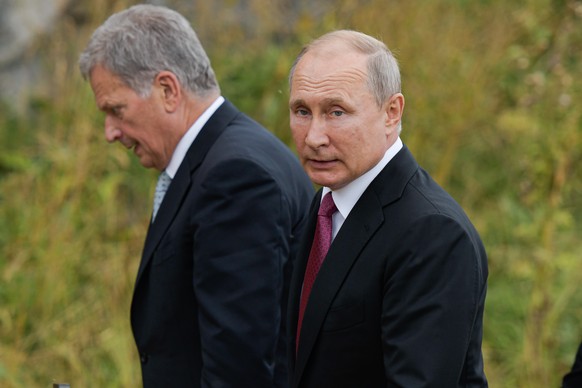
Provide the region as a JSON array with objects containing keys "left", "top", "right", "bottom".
[
  {"left": 1, "top": 0, "right": 581, "bottom": 386},
  {"left": 0, "top": 2, "right": 149, "bottom": 386}
]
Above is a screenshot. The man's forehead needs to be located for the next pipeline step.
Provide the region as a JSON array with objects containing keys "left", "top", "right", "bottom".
[
  {"left": 296, "top": 47, "right": 367, "bottom": 76},
  {"left": 291, "top": 60, "right": 368, "bottom": 95}
]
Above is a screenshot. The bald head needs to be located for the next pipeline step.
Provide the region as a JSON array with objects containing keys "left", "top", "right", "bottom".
[{"left": 289, "top": 30, "right": 402, "bottom": 109}]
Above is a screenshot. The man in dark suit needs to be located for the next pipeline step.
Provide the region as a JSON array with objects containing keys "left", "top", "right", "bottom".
[
  {"left": 79, "top": 5, "right": 313, "bottom": 387},
  {"left": 287, "top": 30, "right": 488, "bottom": 387}
]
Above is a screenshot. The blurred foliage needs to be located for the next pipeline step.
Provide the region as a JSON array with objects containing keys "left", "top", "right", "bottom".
[{"left": 0, "top": 0, "right": 581, "bottom": 386}]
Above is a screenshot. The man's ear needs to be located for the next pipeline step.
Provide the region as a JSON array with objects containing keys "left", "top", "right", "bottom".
[
  {"left": 385, "top": 93, "right": 405, "bottom": 129},
  {"left": 155, "top": 71, "right": 181, "bottom": 113}
]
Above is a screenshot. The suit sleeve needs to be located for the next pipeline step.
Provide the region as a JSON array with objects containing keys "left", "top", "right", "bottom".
[
  {"left": 381, "top": 214, "right": 487, "bottom": 387},
  {"left": 192, "top": 158, "right": 290, "bottom": 388}
]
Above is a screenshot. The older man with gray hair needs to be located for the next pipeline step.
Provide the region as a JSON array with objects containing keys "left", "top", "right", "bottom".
[{"left": 79, "top": 5, "right": 313, "bottom": 387}]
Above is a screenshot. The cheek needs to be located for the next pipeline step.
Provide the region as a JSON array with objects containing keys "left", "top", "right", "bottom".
[
  {"left": 341, "top": 130, "right": 376, "bottom": 163},
  {"left": 359, "top": 134, "right": 388, "bottom": 166},
  {"left": 342, "top": 128, "right": 365, "bottom": 151},
  {"left": 121, "top": 124, "right": 140, "bottom": 141}
]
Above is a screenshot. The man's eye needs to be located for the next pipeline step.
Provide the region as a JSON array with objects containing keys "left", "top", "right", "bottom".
[
  {"left": 331, "top": 110, "right": 344, "bottom": 117},
  {"left": 297, "top": 109, "right": 309, "bottom": 116},
  {"left": 111, "top": 107, "right": 123, "bottom": 117}
]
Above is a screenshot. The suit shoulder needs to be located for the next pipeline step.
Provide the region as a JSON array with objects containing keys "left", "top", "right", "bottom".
[
  {"left": 199, "top": 119, "right": 312, "bottom": 195},
  {"left": 404, "top": 168, "right": 465, "bottom": 217}
]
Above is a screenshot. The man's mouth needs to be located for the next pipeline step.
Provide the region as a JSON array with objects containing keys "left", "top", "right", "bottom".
[
  {"left": 308, "top": 158, "right": 337, "bottom": 168},
  {"left": 126, "top": 141, "right": 137, "bottom": 152}
]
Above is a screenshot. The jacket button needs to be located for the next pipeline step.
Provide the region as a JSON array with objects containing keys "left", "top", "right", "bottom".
[{"left": 140, "top": 353, "right": 149, "bottom": 364}]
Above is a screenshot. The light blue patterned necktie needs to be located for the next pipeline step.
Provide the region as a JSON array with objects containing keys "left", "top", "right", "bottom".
[{"left": 152, "top": 171, "right": 171, "bottom": 221}]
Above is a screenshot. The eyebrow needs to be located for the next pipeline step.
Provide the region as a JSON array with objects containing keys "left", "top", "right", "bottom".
[
  {"left": 99, "top": 101, "right": 123, "bottom": 112},
  {"left": 289, "top": 97, "right": 346, "bottom": 110},
  {"left": 289, "top": 98, "right": 306, "bottom": 110},
  {"left": 321, "top": 97, "right": 345, "bottom": 107}
]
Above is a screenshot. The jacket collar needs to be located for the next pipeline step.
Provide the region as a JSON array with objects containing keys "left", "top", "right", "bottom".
[{"left": 134, "top": 100, "right": 240, "bottom": 285}]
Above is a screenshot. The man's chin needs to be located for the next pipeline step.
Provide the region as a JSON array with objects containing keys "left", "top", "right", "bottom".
[
  {"left": 136, "top": 155, "right": 155, "bottom": 169},
  {"left": 308, "top": 174, "right": 341, "bottom": 191},
  {"left": 133, "top": 147, "right": 154, "bottom": 169},
  {"left": 309, "top": 170, "right": 354, "bottom": 190},
  {"left": 140, "top": 162, "right": 157, "bottom": 170}
]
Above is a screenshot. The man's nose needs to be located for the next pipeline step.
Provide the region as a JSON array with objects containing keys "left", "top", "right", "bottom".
[
  {"left": 304, "top": 116, "right": 329, "bottom": 149},
  {"left": 104, "top": 116, "right": 122, "bottom": 143}
]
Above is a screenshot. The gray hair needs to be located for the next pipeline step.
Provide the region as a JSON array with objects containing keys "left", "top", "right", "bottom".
[
  {"left": 289, "top": 30, "right": 402, "bottom": 126},
  {"left": 79, "top": 4, "right": 219, "bottom": 97}
]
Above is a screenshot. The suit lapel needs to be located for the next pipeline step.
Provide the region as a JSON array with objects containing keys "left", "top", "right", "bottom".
[
  {"left": 135, "top": 100, "right": 240, "bottom": 285},
  {"left": 292, "top": 145, "right": 420, "bottom": 383}
]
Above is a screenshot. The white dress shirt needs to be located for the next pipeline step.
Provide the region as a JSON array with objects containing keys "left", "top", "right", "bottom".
[{"left": 164, "top": 96, "right": 225, "bottom": 178}]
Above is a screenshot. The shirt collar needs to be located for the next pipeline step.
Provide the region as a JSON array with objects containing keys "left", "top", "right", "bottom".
[{"left": 164, "top": 96, "right": 225, "bottom": 178}]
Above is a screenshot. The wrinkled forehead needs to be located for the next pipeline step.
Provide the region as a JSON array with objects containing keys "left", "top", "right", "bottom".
[{"left": 289, "top": 63, "right": 374, "bottom": 113}]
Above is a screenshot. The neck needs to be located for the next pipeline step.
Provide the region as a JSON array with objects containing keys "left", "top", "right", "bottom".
[{"left": 182, "top": 91, "right": 220, "bottom": 132}]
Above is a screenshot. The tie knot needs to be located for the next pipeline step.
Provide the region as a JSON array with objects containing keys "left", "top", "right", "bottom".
[
  {"left": 318, "top": 192, "right": 337, "bottom": 217},
  {"left": 157, "top": 171, "right": 172, "bottom": 188}
]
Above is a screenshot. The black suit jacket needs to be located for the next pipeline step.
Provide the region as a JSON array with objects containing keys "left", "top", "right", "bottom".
[
  {"left": 288, "top": 146, "right": 488, "bottom": 387},
  {"left": 130, "top": 100, "right": 314, "bottom": 387}
]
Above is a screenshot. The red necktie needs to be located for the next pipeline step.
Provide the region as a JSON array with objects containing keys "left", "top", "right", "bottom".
[{"left": 296, "top": 192, "right": 337, "bottom": 352}]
